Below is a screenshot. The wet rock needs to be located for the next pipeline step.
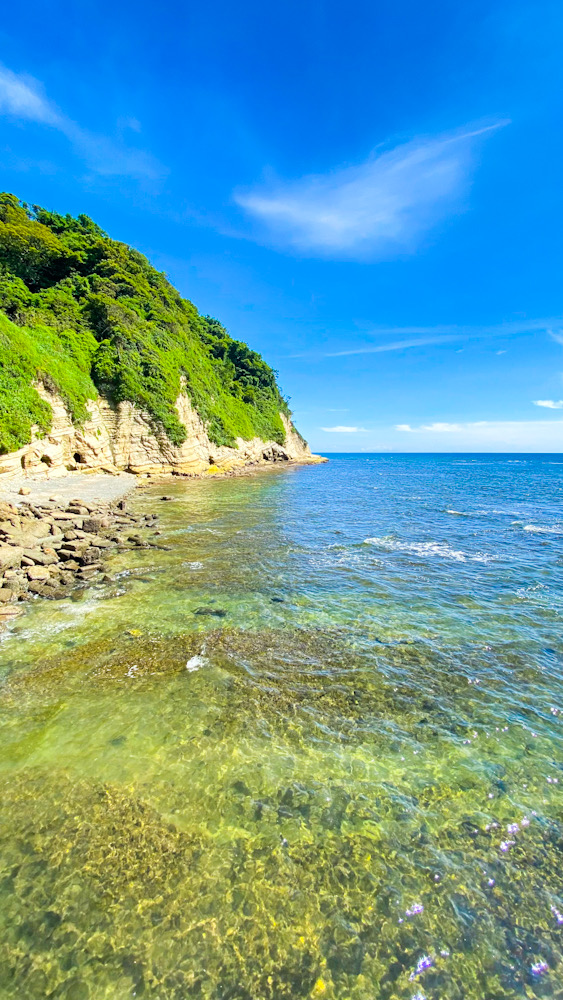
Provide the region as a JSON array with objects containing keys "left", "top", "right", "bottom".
[
  {"left": 18, "top": 486, "right": 31, "bottom": 495},
  {"left": 194, "top": 607, "right": 227, "bottom": 617},
  {"left": 271, "top": 596, "right": 285, "bottom": 603},
  {"left": 160, "top": 496, "right": 174, "bottom": 501},
  {"left": 0, "top": 588, "right": 14, "bottom": 602}
]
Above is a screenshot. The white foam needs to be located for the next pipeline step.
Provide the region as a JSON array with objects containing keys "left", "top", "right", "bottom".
[
  {"left": 363, "top": 536, "right": 494, "bottom": 563},
  {"left": 182, "top": 561, "right": 204, "bottom": 569},
  {"left": 186, "top": 646, "right": 208, "bottom": 672},
  {"left": 446, "top": 509, "right": 470, "bottom": 516},
  {"left": 523, "top": 524, "right": 563, "bottom": 535}
]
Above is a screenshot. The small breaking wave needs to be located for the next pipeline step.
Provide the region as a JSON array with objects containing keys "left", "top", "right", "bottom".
[
  {"left": 363, "top": 536, "right": 494, "bottom": 563},
  {"left": 446, "top": 509, "right": 471, "bottom": 516},
  {"left": 523, "top": 524, "right": 563, "bottom": 535}
]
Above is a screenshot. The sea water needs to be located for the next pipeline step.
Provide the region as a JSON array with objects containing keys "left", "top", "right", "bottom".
[{"left": 0, "top": 453, "right": 562, "bottom": 999}]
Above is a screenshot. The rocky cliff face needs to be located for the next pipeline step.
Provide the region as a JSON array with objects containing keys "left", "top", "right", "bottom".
[{"left": 0, "top": 385, "right": 313, "bottom": 478}]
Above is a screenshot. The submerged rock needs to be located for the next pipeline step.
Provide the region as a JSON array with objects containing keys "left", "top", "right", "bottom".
[{"left": 193, "top": 607, "right": 227, "bottom": 617}]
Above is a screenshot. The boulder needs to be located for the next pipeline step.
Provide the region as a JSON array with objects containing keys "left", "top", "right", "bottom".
[
  {"left": 27, "top": 565, "right": 51, "bottom": 581},
  {"left": 80, "top": 547, "right": 102, "bottom": 565},
  {"left": 82, "top": 517, "right": 103, "bottom": 533},
  {"left": 0, "top": 545, "right": 22, "bottom": 571}
]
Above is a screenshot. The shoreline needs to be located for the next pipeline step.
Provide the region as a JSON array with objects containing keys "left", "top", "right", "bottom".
[
  {"left": 0, "top": 455, "right": 327, "bottom": 624},
  {"left": 0, "top": 454, "right": 327, "bottom": 507}
]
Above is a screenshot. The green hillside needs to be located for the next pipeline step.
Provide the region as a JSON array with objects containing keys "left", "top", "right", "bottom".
[{"left": 0, "top": 193, "right": 292, "bottom": 455}]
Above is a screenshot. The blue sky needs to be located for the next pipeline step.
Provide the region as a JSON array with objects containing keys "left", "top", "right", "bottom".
[{"left": 1, "top": 0, "right": 563, "bottom": 451}]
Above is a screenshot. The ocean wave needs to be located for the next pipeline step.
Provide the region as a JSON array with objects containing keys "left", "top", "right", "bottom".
[
  {"left": 363, "top": 536, "right": 494, "bottom": 562},
  {"left": 446, "top": 509, "right": 471, "bottom": 516},
  {"left": 523, "top": 524, "right": 563, "bottom": 535}
]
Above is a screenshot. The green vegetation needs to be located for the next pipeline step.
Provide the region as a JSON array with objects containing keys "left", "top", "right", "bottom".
[{"left": 0, "top": 192, "right": 291, "bottom": 453}]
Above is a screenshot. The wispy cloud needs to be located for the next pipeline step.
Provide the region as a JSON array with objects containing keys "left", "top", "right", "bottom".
[
  {"left": 533, "top": 399, "right": 563, "bottom": 409},
  {"left": 235, "top": 120, "right": 508, "bottom": 258},
  {"left": 0, "top": 65, "right": 165, "bottom": 180},
  {"left": 549, "top": 329, "right": 563, "bottom": 346},
  {"left": 320, "top": 318, "right": 560, "bottom": 358},
  {"left": 320, "top": 425, "right": 367, "bottom": 433}
]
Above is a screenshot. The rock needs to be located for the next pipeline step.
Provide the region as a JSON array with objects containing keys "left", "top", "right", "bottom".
[
  {"left": 64, "top": 530, "right": 78, "bottom": 541},
  {"left": 21, "top": 556, "right": 35, "bottom": 567},
  {"left": 271, "top": 597, "right": 285, "bottom": 603},
  {"left": 0, "top": 588, "right": 14, "bottom": 603},
  {"left": 60, "top": 540, "right": 88, "bottom": 553},
  {"left": 22, "top": 548, "right": 58, "bottom": 566},
  {"left": 160, "top": 496, "right": 174, "bottom": 501},
  {"left": 27, "top": 581, "right": 49, "bottom": 595},
  {"left": 58, "top": 548, "right": 82, "bottom": 561},
  {"left": 80, "top": 547, "right": 102, "bottom": 566},
  {"left": 27, "top": 565, "right": 51, "bottom": 581},
  {"left": 82, "top": 517, "right": 103, "bottom": 533},
  {"left": 193, "top": 607, "right": 227, "bottom": 617},
  {"left": 19, "top": 487, "right": 31, "bottom": 495},
  {"left": 0, "top": 545, "right": 22, "bottom": 571}
]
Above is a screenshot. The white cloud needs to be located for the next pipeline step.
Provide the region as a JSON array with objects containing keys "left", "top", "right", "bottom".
[
  {"left": 0, "top": 64, "right": 165, "bottom": 180},
  {"left": 549, "top": 329, "right": 563, "bottom": 346},
  {"left": 320, "top": 425, "right": 367, "bottom": 433},
  {"left": 397, "top": 422, "right": 463, "bottom": 432},
  {"left": 394, "top": 419, "right": 563, "bottom": 450},
  {"left": 235, "top": 120, "right": 508, "bottom": 258},
  {"left": 533, "top": 399, "right": 563, "bottom": 409}
]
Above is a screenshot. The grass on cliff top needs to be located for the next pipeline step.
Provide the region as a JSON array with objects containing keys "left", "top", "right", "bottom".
[{"left": 0, "top": 192, "right": 293, "bottom": 454}]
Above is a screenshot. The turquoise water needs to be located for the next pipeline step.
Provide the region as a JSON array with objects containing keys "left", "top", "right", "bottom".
[{"left": 0, "top": 454, "right": 562, "bottom": 999}]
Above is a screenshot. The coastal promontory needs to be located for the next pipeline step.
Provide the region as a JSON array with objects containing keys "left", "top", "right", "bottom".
[{"left": 0, "top": 193, "right": 314, "bottom": 477}]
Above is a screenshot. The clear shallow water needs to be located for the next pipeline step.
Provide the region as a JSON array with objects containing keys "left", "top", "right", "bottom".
[{"left": 0, "top": 454, "right": 562, "bottom": 1000}]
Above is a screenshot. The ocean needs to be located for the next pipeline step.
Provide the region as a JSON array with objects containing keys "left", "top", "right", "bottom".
[{"left": 0, "top": 453, "right": 562, "bottom": 999}]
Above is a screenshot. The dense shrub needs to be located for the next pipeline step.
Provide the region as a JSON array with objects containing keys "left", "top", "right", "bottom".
[{"left": 0, "top": 193, "right": 290, "bottom": 453}]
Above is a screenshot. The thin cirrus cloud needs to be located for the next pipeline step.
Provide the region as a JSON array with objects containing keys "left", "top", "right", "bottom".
[
  {"left": 323, "top": 318, "right": 560, "bottom": 358},
  {"left": 235, "top": 120, "right": 508, "bottom": 259},
  {"left": 0, "top": 64, "right": 165, "bottom": 181},
  {"left": 533, "top": 399, "right": 563, "bottom": 409}
]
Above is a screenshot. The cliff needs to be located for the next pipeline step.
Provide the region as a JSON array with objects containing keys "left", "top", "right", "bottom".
[
  {"left": 0, "top": 383, "right": 311, "bottom": 478},
  {"left": 0, "top": 193, "right": 317, "bottom": 478}
]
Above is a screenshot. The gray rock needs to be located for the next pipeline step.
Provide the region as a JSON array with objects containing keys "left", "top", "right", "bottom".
[
  {"left": 80, "top": 547, "right": 102, "bottom": 565},
  {"left": 82, "top": 517, "right": 103, "bottom": 533}
]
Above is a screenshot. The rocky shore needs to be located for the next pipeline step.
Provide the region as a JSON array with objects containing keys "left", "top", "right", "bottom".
[{"left": 0, "top": 494, "right": 167, "bottom": 622}]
